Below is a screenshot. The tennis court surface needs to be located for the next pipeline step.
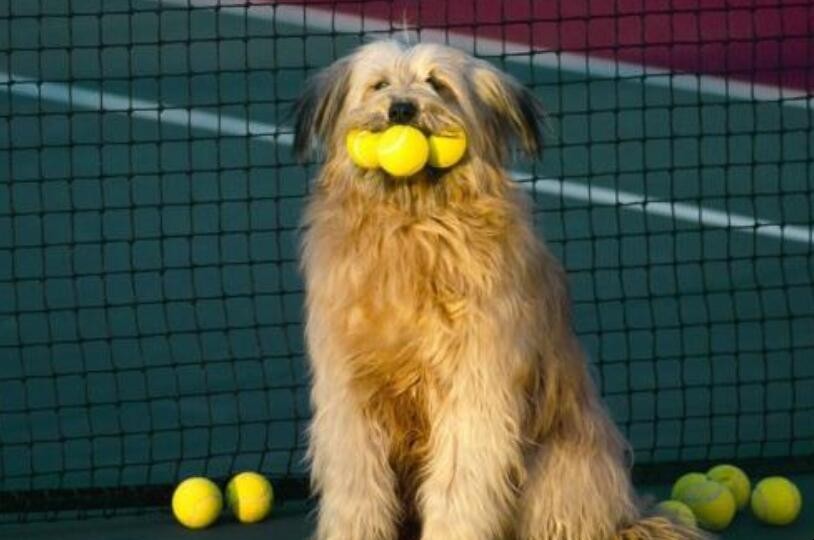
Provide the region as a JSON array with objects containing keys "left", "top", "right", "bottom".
[{"left": 1, "top": 1, "right": 812, "bottom": 538}]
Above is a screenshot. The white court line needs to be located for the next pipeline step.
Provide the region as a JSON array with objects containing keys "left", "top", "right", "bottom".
[
  {"left": 2, "top": 72, "right": 811, "bottom": 245},
  {"left": 152, "top": 0, "right": 813, "bottom": 109},
  {"left": 2, "top": 75, "right": 293, "bottom": 145},
  {"left": 519, "top": 175, "right": 813, "bottom": 244}
]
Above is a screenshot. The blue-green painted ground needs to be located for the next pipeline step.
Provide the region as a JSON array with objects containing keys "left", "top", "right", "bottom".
[
  {"left": 1, "top": 0, "right": 812, "bottom": 516},
  {"left": 0, "top": 475, "right": 810, "bottom": 540}
]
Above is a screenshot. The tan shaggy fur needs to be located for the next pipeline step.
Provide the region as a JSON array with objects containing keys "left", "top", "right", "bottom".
[{"left": 295, "top": 41, "right": 710, "bottom": 540}]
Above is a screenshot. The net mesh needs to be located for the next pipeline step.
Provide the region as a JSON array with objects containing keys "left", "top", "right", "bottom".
[{"left": 1, "top": 0, "right": 812, "bottom": 521}]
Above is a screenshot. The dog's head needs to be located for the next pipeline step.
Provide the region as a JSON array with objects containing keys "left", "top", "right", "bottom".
[{"left": 294, "top": 41, "right": 543, "bottom": 172}]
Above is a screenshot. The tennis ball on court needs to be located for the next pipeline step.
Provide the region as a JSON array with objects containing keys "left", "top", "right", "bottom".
[
  {"left": 172, "top": 477, "right": 223, "bottom": 529},
  {"left": 377, "top": 125, "right": 429, "bottom": 177},
  {"left": 655, "top": 500, "right": 697, "bottom": 528},
  {"left": 346, "top": 129, "right": 381, "bottom": 169},
  {"left": 427, "top": 130, "right": 467, "bottom": 168},
  {"left": 707, "top": 464, "right": 751, "bottom": 510},
  {"left": 225, "top": 472, "right": 275, "bottom": 524},
  {"left": 751, "top": 476, "right": 802, "bottom": 526},
  {"left": 676, "top": 479, "right": 736, "bottom": 531},
  {"left": 671, "top": 472, "right": 708, "bottom": 500}
]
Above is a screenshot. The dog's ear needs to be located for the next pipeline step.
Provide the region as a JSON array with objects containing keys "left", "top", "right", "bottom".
[
  {"left": 471, "top": 62, "right": 544, "bottom": 159},
  {"left": 293, "top": 58, "right": 353, "bottom": 161}
]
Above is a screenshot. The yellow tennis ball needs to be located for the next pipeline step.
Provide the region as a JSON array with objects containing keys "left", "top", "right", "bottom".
[
  {"left": 677, "top": 479, "right": 737, "bottom": 531},
  {"left": 225, "top": 472, "right": 275, "bottom": 524},
  {"left": 671, "top": 472, "right": 708, "bottom": 501},
  {"left": 427, "top": 130, "right": 467, "bottom": 168},
  {"left": 707, "top": 464, "right": 751, "bottom": 510},
  {"left": 751, "top": 476, "right": 802, "bottom": 526},
  {"left": 655, "top": 500, "right": 697, "bottom": 528},
  {"left": 172, "top": 477, "right": 223, "bottom": 529},
  {"left": 376, "top": 125, "right": 429, "bottom": 177},
  {"left": 346, "top": 129, "right": 381, "bottom": 169}
]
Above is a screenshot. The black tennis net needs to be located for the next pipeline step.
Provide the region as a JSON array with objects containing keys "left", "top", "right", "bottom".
[{"left": 1, "top": 0, "right": 812, "bottom": 521}]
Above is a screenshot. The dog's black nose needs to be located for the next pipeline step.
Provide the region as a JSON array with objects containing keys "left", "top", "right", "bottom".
[{"left": 388, "top": 101, "right": 417, "bottom": 124}]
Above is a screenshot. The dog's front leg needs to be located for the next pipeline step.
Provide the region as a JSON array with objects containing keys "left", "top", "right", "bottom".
[
  {"left": 417, "top": 344, "right": 526, "bottom": 540},
  {"left": 307, "top": 327, "right": 401, "bottom": 540},
  {"left": 309, "top": 382, "right": 400, "bottom": 540}
]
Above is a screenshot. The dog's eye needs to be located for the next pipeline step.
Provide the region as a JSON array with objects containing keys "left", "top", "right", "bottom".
[
  {"left": 372, "top": 80, "right": 390, "bottom": 91},
  {"left": 425, "top": 76, "right": 445, "bottom": 92}
]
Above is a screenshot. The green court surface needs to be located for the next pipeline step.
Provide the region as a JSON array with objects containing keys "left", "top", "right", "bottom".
[
  {"left": 1, "top": 1, "right": 813, "bottom": 538},
  {"left": 0, "top": 500, "right": 314, "bottom": 539},
  {"left": 0, "top": 478, "right": 811, "bottom": 540}
]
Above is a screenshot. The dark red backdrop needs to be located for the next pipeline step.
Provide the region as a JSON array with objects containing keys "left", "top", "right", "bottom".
[{"left": 273, "top": 0, "right": 813, "bottom": 91}]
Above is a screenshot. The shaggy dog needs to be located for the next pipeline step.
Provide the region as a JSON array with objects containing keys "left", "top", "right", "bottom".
[{"left": 294, "top": 40, "right": 705, "bottom": 540}]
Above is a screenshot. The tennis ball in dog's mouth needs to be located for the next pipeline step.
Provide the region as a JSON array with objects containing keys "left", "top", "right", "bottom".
[
  {"left": 346, "top": 129, "right": 382, "bottom": 169},
  {"left": 427, "top": 130, "right": 467, "bottom": 168},
  {"left": 376, "top": 125, "right": 429, "bottom": 177}
]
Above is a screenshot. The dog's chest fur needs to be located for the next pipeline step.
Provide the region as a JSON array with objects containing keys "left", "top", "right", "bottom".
[
  {"left": 304, "top": 188, "right": 525, "bottom": 521},
  {"left": 336, "top": 209, "right": 496, "bottom": 452}
]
